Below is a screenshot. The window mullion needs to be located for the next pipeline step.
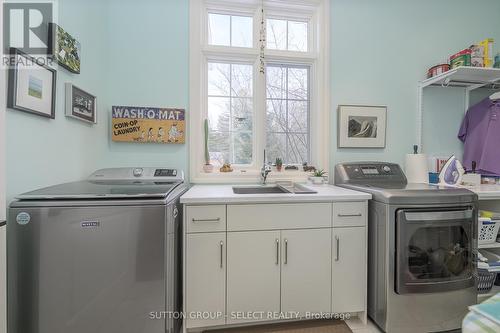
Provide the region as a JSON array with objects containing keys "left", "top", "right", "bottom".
[
  {"left": 285, "top": 66, "right": 289, "bottom": 165},
  {"left": 229, "top": 64, "right": 234, "bottom": 164}
]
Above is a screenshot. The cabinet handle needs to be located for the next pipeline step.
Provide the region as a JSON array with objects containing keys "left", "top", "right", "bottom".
[
  {"left": 338, "top": 213, "right": 362, "bottom": 217},
  {"left": 275, "top": 239, "right": 279, "bottom": 265},
  {"left": 192, "top": 218, "right": 221, "bottom": 223},
  {"left": 220, "top": 241, "right": 224, "bottom": 269},
  {"left": 284, "top": 239, "right": 288, "bottom": 264},
  {"left": 335, "top": 236, "right": 340, "bottom": 261}
]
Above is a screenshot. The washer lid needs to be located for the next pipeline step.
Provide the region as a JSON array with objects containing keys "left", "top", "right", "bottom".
[
  {"left": 16, "top": 180, "right": 183, "bottom": 200},
  {"left": 339, "top": 183, "right": 477, "bottom": 205}
]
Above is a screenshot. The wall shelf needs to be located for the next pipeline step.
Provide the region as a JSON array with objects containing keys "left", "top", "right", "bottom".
[
  {"left": 421, "top": 67, "right": 500, "bottom": 89},
  {"left": 417, "top": 66, "right": 500, "bottom": 151}
]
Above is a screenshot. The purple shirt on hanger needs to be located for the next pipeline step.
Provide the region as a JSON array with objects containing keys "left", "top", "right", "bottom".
[{"left": 458, "top": 97, "right": 500, "bottom": 175}]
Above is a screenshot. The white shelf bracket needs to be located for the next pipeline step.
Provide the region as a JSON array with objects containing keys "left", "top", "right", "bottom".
[{"left": 417, "top": 83, "right": 424, "bottom": 152}]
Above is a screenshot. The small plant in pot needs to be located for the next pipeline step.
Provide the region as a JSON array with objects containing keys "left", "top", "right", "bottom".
[
  {"left": 310, "top": 169, "right": 327, "bottom": 184},
  {"left": 203, "top": 119, "right": 214, "bottom": 173},
  {"left": 275, "top": 158, "right": 283, "bottom": 172}
]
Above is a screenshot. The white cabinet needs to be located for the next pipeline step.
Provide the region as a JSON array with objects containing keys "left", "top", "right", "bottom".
[
  {"left": 332, "top": 227, "right": 366, "bottom": 314},
  {"left": 281, "top": 229, "right": 331, "bottom": 315},
  {"left": 227, "top": 203, "right": 331, "bottom": 231},
  {"left": 186, "top": 205, "right": 226, "bottom": 233},
  {"left": 226, "top": 231, "right": 281, "bottom": 324},
  {"left": 185, "top": 233, "right": 226, "bottom": 329},
  {"left": 183, "top": 202, "right": 368, "bottom": 331}
]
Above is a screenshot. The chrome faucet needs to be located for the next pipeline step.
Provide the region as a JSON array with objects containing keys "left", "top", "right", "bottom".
[{"left": 261, "top": 150, "right": 272, "bottom": 184}]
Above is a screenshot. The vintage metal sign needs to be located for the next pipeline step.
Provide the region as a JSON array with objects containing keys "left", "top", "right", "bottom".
[{"left": 111, "top": 106, "right": 185, "bottom": 144}]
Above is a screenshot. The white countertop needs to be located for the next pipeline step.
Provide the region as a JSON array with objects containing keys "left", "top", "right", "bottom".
[
  {"left": 180, "top": 183, "right": 371, "bottom": 204},
  {"left": 460, "top": 184, "right": 500, "bottom": 200}
]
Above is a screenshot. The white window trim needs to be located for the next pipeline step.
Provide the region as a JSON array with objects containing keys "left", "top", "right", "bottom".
[{"left": 189, "top": 0, "right": 330, "bottom": 184}]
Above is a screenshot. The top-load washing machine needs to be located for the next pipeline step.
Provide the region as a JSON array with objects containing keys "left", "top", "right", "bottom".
[{"left": 8, "top": 167, "right": 188, "bottom": 333}]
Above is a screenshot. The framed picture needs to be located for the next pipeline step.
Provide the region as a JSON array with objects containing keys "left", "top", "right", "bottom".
[
  {"left": 49, "top": 23, "right": 81, "bottom": 74},
  {"left": 338, "top": 105, "right": 387, "bottom": 148},
  {"left": 7, "top": 48, "right": 57, "bottom": 119},
  {"left": 65, "top": 83, "right": 97, "bottom": 124}
]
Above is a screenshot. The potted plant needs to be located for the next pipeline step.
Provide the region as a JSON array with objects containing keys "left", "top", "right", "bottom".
[
  {"left": 275, "top": 158, "right": 283, "bottom": 172},
  {"left": 310, "top": 169, "right": 327, "bottom": 184},
  {"left": 203, "top": 119, "right": 214, "bottom": 173}
]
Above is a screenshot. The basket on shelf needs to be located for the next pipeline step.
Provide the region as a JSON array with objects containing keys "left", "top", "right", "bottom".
[
  {"left": 475, "top": 268, "right": 497, "bottom": 293},
  {"left": 478, "top": 217, "right": 500, "bottom": 245}
]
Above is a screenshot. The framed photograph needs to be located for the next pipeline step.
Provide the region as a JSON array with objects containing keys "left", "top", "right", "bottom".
[
  {"left": 7, "top": 48, "right": 57, "bottom": 119},
  {"left": 49, "top": 23, "right": 81, "bottom": 74},
  {"left": 338, "top": 105, "right": 387, "bottom": 148},
  {"left": 65, "top": 83, "right": 97, "bottom": 124}
]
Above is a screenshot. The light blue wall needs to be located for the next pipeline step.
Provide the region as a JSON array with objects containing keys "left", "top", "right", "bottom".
[
  {"left": 330, "top": 0, "right": 500, "bottom": 174},
  {"left": 97, "top": 0, "right": 189, "bottom": 172},
  {"left": 5, "top": 0, "right": 189, "bottom": 202},
  {"left": 6, "top": 0, "right": 110, "bottom": 202},
  {"left": 6, "top": 0, "right": 500, "bottom": 201}
]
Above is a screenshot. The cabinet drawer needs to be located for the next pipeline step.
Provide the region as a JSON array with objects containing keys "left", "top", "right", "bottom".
[
  {"left": 186, "top": 205, "right": 226, "bottom": 233},
  {"left": 227, "top": 203, "right": 331, "bottom": 231},
  {"left": 333, "top": 202, "right": 367, "bottom": 227}
]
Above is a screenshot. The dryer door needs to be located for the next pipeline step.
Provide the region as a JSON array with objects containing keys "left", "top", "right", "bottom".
[{"left": 395, "top": 207, "right": 475, "bottom": 294}]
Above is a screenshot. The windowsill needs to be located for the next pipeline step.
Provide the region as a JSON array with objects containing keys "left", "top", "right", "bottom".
[{"left": 191, "top": 168, "right": 315, "bottom": 184}]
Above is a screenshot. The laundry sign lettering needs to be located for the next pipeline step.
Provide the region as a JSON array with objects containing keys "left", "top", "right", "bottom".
[{"left": 111, "top": 106, "right": 185, "bottom": 144}]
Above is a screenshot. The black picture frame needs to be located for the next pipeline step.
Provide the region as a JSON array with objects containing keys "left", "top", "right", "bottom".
[
  {"left": 48, "top": 23, "right": 81, "bottom": 74},
  {"left": 65, "top": 83, "right": 97, "bottom": 124},
  {"left": 7, "top": 48, "right": 57, "bottom": 119}
]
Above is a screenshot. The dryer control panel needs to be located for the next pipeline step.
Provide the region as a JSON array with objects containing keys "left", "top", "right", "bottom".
[{"left": 335, "top": 162, "right": 407, "bottom": 184}]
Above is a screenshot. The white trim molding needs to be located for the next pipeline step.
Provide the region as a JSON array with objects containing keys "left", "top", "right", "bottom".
[{"left": 189, "top": 0, "right": 330, "bottom": 183}]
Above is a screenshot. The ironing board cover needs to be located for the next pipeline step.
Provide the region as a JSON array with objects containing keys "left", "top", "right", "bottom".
[{"left": 463, "top": 293, "right": 500, "bottom": 333}]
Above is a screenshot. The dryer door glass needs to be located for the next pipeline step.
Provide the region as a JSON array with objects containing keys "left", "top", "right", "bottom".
[{"left": 395, "top": 208, "right": 475, "bottom": 294}]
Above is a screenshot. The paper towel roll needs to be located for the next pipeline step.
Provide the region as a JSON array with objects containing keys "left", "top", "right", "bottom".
[{"left": 405, "top": 154, "right": 429, "bottom": 183}]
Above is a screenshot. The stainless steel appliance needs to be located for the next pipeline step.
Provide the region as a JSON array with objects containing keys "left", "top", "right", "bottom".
[
  {"left": 335, "top": 162, "right": 478, "bottom": 333},
  {"left": 8, "top": 168, "right": 187, "bottom": 333}
]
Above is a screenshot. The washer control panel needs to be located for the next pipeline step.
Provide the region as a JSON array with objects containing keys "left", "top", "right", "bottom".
[{"left": 89, "top": 168, "right": 183, "bottom": 182}]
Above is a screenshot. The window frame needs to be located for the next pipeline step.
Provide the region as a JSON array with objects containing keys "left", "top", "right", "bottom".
[{"left": 190, "top": 0, "right": 330, "bottom": 183}]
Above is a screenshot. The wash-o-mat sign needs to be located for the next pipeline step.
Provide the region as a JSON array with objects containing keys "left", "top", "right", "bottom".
[{"left": 111, "top": 106, "right": 185, "bottom": 144}]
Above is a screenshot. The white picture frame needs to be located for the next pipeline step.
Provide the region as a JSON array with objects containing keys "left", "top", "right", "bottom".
[
  {"left": 65, "top": 83, "right": 97, "bottom": 124},
  {"left": 338, "top": 105, "right": 387, "bottom": 148}
]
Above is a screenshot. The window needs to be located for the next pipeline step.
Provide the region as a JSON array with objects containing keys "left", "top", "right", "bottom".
[
  {"left": 266, "top": 64, "right": 310, "bottom": 164},
  {"left": 208, "top": 13, "right": 253, "bottom": 47},
  {"left": 190, "top": 0, "right": 329, "bottom": 181},
  {"left": 208, "top": 62, "right": 253, "bottom": 165},
  {"left": 267, "top": 19, "right": 308, "bottom": 52}
]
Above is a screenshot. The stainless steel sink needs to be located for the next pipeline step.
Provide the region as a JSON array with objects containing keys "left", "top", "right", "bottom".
[
  {"left": 232, "top": 186, "right": 289, "bottom": 194},
  {"left": 232, "top": 183, "right": 317, "bottom": 195}
]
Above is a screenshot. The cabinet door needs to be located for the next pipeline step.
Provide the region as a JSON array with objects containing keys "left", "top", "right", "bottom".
[
  {"left": 332, "top": 227, "right": 366, "bottom": 313},
  {"left": 227, "top": 231, "right": 280, "bottom": 324},
  {"left": 186, "top": 233, "right": 226, "bottom": 329},
  {"left": 281, "top": 229, "right": 331, "bottom": 316}
]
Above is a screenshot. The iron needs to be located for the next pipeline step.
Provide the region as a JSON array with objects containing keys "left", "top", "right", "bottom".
[{"left": 439, "top": 155, "right": 465, "bottom": 186}]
